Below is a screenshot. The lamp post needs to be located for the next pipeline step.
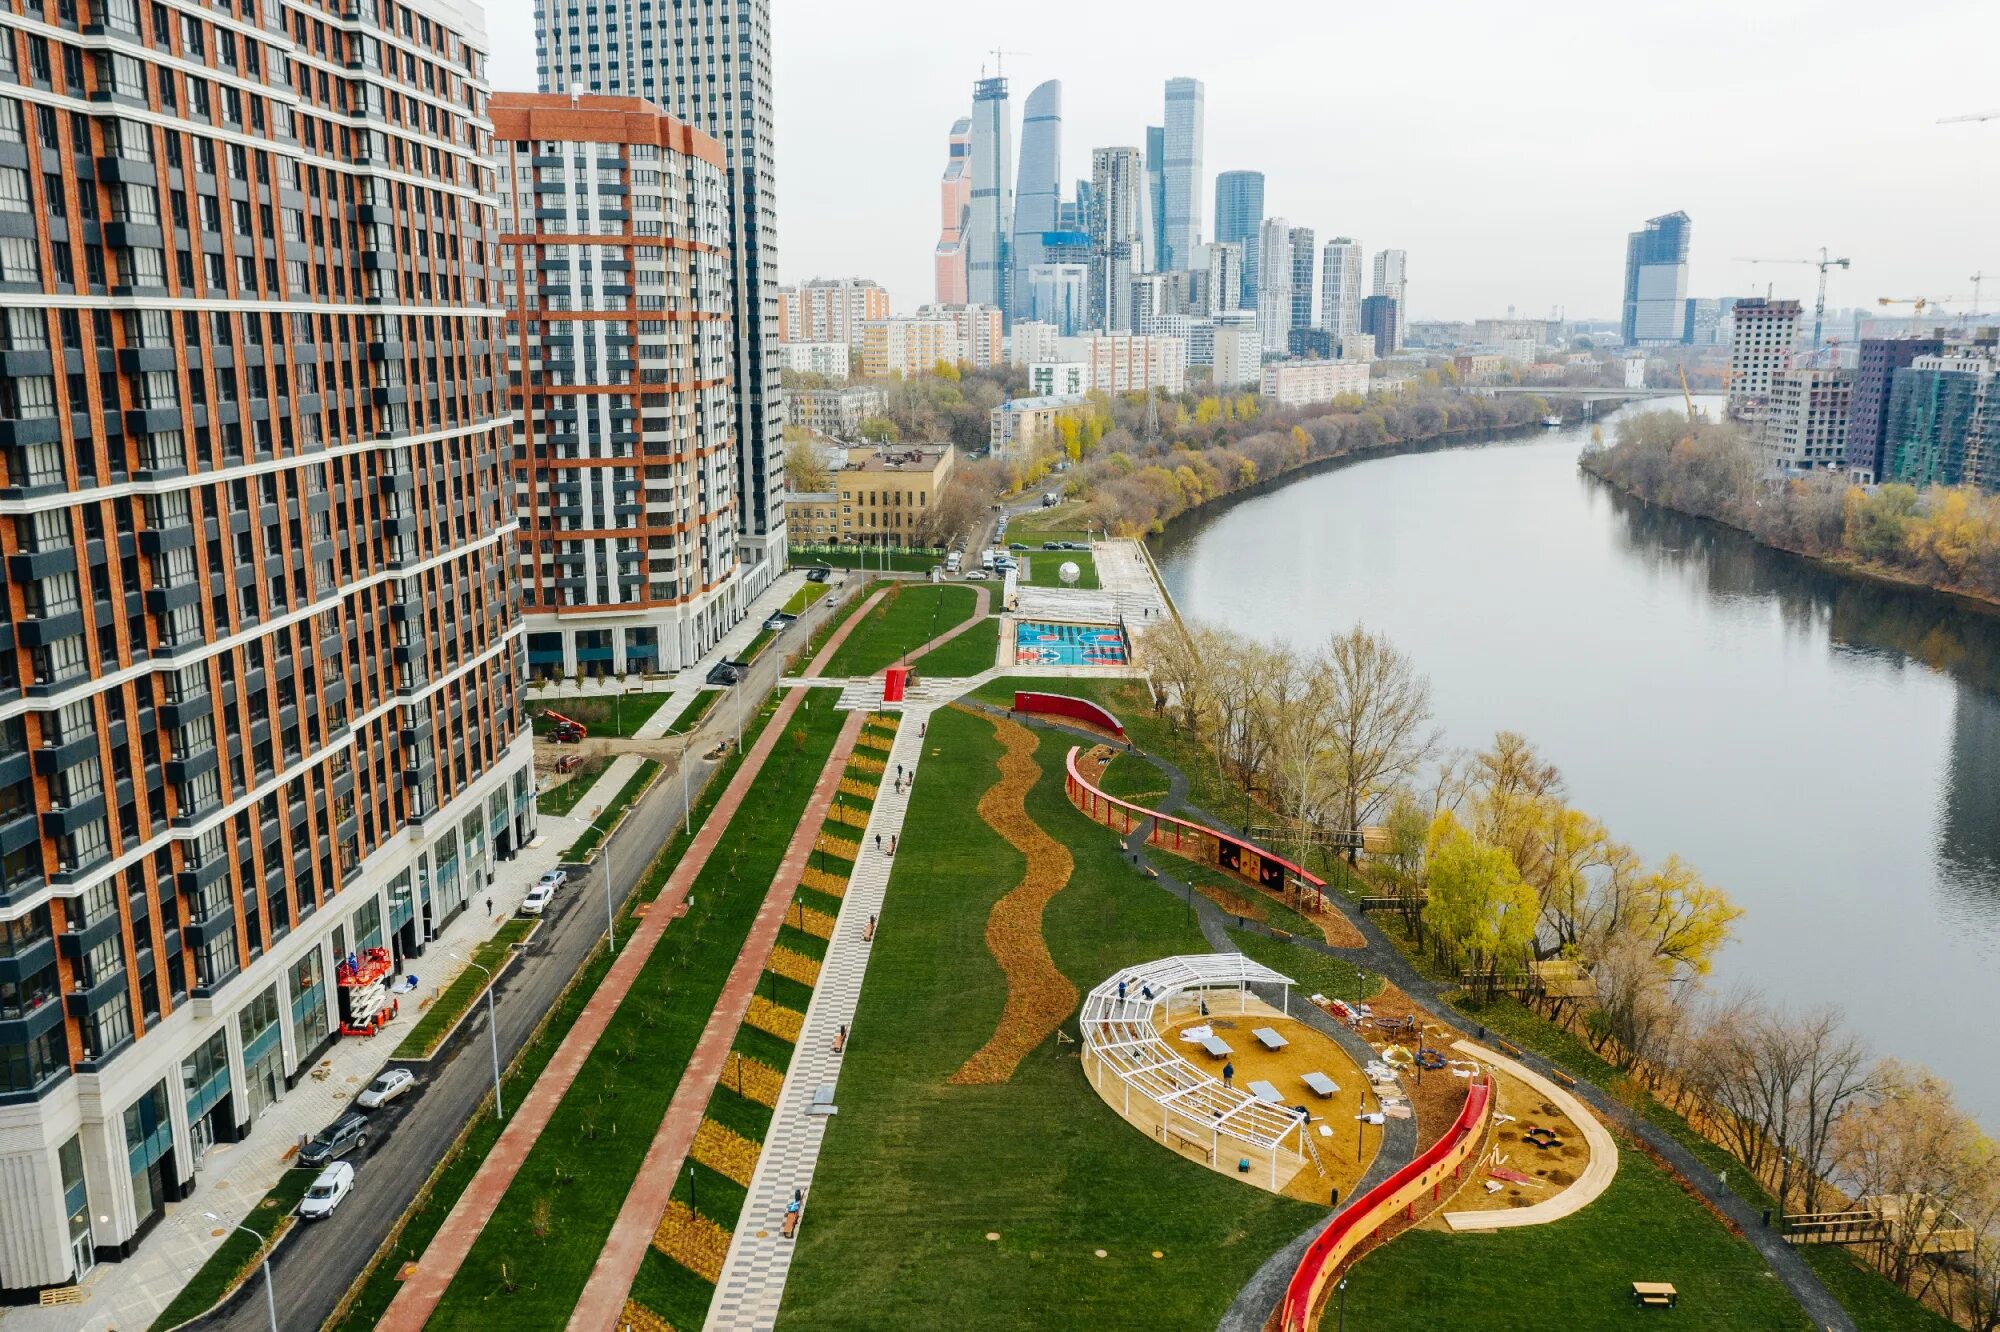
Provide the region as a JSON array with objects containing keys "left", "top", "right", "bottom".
[
  {"left": 451, "top": 953, "right": 504, "bottom": 1120},
  {"left": 1338, "top": 1276, "right": 1348, "bottom": 1332},
  {"left": 207, "top": 1213, "right": 276, "bottom": 1332}
]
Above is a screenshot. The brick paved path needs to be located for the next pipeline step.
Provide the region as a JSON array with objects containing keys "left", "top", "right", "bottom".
[
  {"left": 377, "top": 686, "right": 812, "bottom": 1332},
  {"left": 802, "top": 586, "right": 887, "bottom": 677},
  {"left": 567, "top": 711, "right": 865, "bottom": 1332},
  {"left": 896, "top": 584, "right": 991, "bottom": 666}
]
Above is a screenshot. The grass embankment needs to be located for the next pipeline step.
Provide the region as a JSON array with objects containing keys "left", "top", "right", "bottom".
[
  {"left": 420, "top": 690, "right": 848, "bottom": 1330},
  {"left": 626, "top": 718, "right": 898, "bottom": 1331},
  {"left": 739, "top": 627, "right": 776, "bottom": 665},
  {"left": 1796, "top": 1246, "right": 1960, "bottom": 1331},
  {"left": 823, "top": 584, "right": 978, "bottom": 677},
  {"left": 781, "top": 583, "right": 831, "bottom": 616},
  {"left": 909, "top": 616, "right": 999, "bottom": 677},
  {"left": 791, "top": 545, "right": 943, "bottom": 573},
  {"left": 562, "top": 759, "right": 661, "bottom": 862},
  {"left": 527, "top": 693, "right": 670, "bottom": 739},
  {"left": 1225, "top": 929, "right": 1377, "bottom": 1005},
  {"left": 147, "top": 1169, "right": 315, "bottom": 1331},
  {"left": 326, "top": 696, "right": 783, "bottom": 1332},
  {"left": 666, "top": 689, "right": 721, "bottom": 736},
  {"left": 535, "top": 755, "right": 612, "bottom": 817},
  {"left": 1019, "top": 549, "right": 1099, "bottom": 589},
  {"left": 782, "top": 705, "right": 1317, "bottom": 1330},
  {"left": 1006, "top": 502, "right": 1091, "bottom": 541},
  {"left": 393, "top": 919, "right": 537, "bottom": 1060},
  {"left": 1095, "top": 751, "right": 1168, "bottom": 804}
]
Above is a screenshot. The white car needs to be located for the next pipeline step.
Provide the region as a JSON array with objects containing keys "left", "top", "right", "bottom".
[
  {"left": 522, "top": 884, "right": 555, "bottom": 915},
  {"left": 963, "top": 570, "right": 989, "bottom": 581},
  {"left": 298, "top": 1163, "right": 354, "bottom": 1221},
  {"left": 535, "top": 869, "right": 568, "bottom": 893},
  {"left": 357, "top": 1068, "right": 415, "bottom": 1110}
]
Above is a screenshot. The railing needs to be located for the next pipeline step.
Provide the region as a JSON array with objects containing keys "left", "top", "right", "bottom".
[
  {"left": 1014, "top": 691, "right": 1125, "bottom": 739},
  {"left": 1280, "top": 1074, "right": 1492, "bottom": 1331}
]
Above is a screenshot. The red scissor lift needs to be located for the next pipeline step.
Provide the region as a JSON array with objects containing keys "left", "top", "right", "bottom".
[{"left": 336, "top": 946, "right": 400, "bottom": 1037}]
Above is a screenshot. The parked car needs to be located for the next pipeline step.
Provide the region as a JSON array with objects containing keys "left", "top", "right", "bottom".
[
  {"left": 298, "top": 1112, "right": 369, "bottom": 1168},
  {"left": 298, "top": 1163, "right": 355, "bottom": 1221},
  {"left": 357, "top": 1068, "right": 415, "bottom": 1110},
  {"left": 805, "top": 566, "right": 831, "bottom": 584},
  {"left": 1008, "top": 542, "right": 1028, "bottom": 552},
  {"left": 963, "top": 570, "right": 989, "bottom": 581},
  {"left": 1042, "top": 541, "right": 1061, "bottom": 551},
  {"left": 536, "top": 869, "right": 568, "bottom": 892},
  {"left": 706, "top": 661, "right": 742, "bottom": 686},
  {"left": 522, "top": 884, "right": 555, "bottom": 916}
]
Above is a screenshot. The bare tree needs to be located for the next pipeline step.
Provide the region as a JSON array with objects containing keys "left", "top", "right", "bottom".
[
  {"left": 1834, "top": 1061, "right": 1985, "bottom": 1294},
  {"left": 1319, "top": 625, "right": 1440, "bottom": 852}
]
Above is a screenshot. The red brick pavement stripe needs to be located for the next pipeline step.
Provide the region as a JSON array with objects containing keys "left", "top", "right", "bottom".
[
  {"left": 377, "top": 686, "right": 812, "bottom": 1332},
  {"left": 566, "top": 709, "right": 866, "bottom": 1332},
  {"left": 898, "top": 583, "right": 991, "bottom": 667},
  {"left": 803, "top": 585, "right": 888, "bottom": 678}
]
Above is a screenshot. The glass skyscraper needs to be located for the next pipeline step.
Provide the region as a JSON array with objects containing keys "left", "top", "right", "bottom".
[
  {"left": 1214, "top": 170, "right": 1265, "bottom": 307},
  {"left": 1161, "top": 78, "right": 1205, "bottom": 273},
  {"left": 1622, "top": 211, "right": 1692, "bottom": 347}
]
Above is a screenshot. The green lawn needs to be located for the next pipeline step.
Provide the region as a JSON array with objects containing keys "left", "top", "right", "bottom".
[
  {"left": 1096, "top": 752, "right": 1169, "bottom": 804},
  {"left": 822, "top": 584, "right": 979, "bottom": 677},
  {"left": 425, "top": 690, "right": 847, "bottom": 1330},
  {"left": 666, "top": 689, "right": 722, "bottom": 736},
  {"left": 793, "top": 545, "right": 946, "bottom": 573},
  {"left": 909, "top": 616, "right": 999, "bottom": 677},
  {"left": 148, "top": 1168, "right": 316, "bottom": 1331},
  {"left": 782, "top": 582, "right": 832, "bottom": 615},
  {"left": 1018, "top": 548, "right": 1100, "bottom": 589},
  {"left": 781, "top": 705, "right": 1318, "bottom": 1330},
  {"left": 561, "top": 759, "right": 662, "bottom": 862},
  {"left": 1007, "top": 501, "right": 1091, "bottom": 540},
  {"left": 799, "top": 579, "right": 891, "bottom": 668},
  {"left": 1341, "top": 1145, "right": 1813, "bottom": 1331},
  {"left": 527, "top": 693, "right": 671, "bottom": 739},
  {"left": 1796, "top": 1246, "right": 1959, "bottom": 1331},
  {"left": 394, "top": 919, "right": 537, "bottom": 1059},
  {"left": 536, "top": 756, "right": 613, "bottom": 817},
  {"left": 740, "top": 627, "right": 777, "bottom": 664},
  {"left": 1225, "top": 928, "right": 1378, "bottom": 1005}
]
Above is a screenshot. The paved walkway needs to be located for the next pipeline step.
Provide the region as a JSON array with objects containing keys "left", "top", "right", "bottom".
[
  {"left": 377, "top": 686, "right": 815, "bottom": 1332},
  {"left": 633, "top": 572, "right": 811, "bottom": 740},
  {"left": 802, "top": 584, "right": 889, "bottom": 678},
  {"left": 1441, "top": 1040, "right": 1617, "bottom": 1231},
  {"left": 1093, "top": 538, "right": 1172, "bottom": 626},
  {"left": 703, "top": 708, "right": 931, "bottom": 1331},
  {"left": 569, "top": 712, "right": 865, "bottom": 1331}
]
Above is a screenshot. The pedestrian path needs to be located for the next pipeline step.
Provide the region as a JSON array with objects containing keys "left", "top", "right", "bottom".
[
  {"left": 802, "top": 585, "right": 888, "bottom": 677},
  {"left": 378, "top": 687, "right": 815, "bottom": 1332},
  {"left": 1093, "top": 537, "right": 1171, "bottom": 627},
  {"left": 633, "top": 571, "right": 810, "bottom": 739},
  {"left": 703, "top": 708, "right": 932, "bottom": 1331},
  {"left": 558, "top": 753, "right": 641, "bottom": 836},
  {"left": 569, "top": 712, "right": 865, "bottom": 1332}
]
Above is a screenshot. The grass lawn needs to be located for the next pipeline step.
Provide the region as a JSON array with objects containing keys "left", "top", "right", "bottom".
[
  {"left": 740, "top": 627, "right": 776, "bottom": 664},
  {"left": 1095, "top": 751, "right": 1169, "bottom": 804},
  {"left": 1018, "top": 548, "right": 1100, "bottom": 589},
  {"left": 1007, "top": 502, "right": 1091, "bottom": 540},
  {"left": 1341, "top": 1145, "right": 1813, "bottom": 1330},
  {"left": 527, "top": 693, "right": 671, "bottom": 739},
  {"left": 792, "top": 546, "right": 945, "bottom": 574},
  {"left": 782, "top": 582, "right": 831, "bottom": 615},
  {"left": 424, "top": 690, "right": 847, "bottom": 1330},
  {"left": 799, "top": 579, "right": 890, "bottom": 668},
  {"left": 536, "top": 755, "right": 612, "bottom": 817},
  {"left": 1225, "top": 929, "right": 1378, "bottom": 1005},
  {"left": 147, "top": 1168, "right": 316, "bottom": 1331},
  {"left": 909, "top": 616, "right": 999, "bottom": 677},
  {"left": 781, "top": 705, "right": 1319, "bottom": 1330},
  {"left": 1796, "top": 1246, "right": 1959, "bottom": 1331},
  {"left": 666, "top": 689, "right": 722, "bottom": 736},
  {"left": 394, "top": 919, "right": 537, "bottom": 1059},
  {"left": 561, "top": 760, "right": 661, "bottom": 862},
  {"left": 823, "top": 584, "right": 979, "bottom": 677}
]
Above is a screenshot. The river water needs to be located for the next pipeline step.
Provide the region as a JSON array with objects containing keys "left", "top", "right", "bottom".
[{"left": 1153, "top": 407, "right": 2000, "bottom": 1130}]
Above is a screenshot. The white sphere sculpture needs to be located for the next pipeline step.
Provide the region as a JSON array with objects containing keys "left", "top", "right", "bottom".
[{"left": 1059, "top": 561, "right": 1082, "bottom": 586}]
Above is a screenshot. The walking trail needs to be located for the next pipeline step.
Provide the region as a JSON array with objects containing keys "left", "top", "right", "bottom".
[
  {"left": 898, "top": 584, "right": 991, "bottom": 666},
  {"left": 377, "top": 685, "right": 814, "bottom": 1332}
]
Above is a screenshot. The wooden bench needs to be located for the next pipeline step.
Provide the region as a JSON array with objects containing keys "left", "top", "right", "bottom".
[
  {"left": 1252, "top": 1026, "right": 1288, "bottom": 1051},
  {"left": 1631, "top": 1281, "right": 1678, "bottom": 1309},
  {"left": 1301, "top": 1072, "right": 1338, "bottom": 1098},
  {"left": 1158, "top": 1126, "right": 1214, "bottom": 1164}
]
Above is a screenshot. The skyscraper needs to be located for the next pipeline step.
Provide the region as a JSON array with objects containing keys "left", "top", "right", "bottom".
[
  {"left": 0, "top": 0, "right": 532, "bottom": 1289},
  {"left": 1162, "top": 78, "right": 1206, "bottom": 272},
  {"left": 1373, "top": 249, "right": 1409, "bottom": 350},
  {"left": 1361, "top": 295, "right": 1403, "bottom": 355},
  {"left": 1289, "top": 226, "right": 1317, "bottom": 334},
  {"left": 1193, "top": 242, "right": 1244, "bottom": 316},
  {"left": 1144, "top": 126, "right": 1167, "bottom": 273},
  {"left": 1321, "top": 238, "right": 1365, "bottom": 340},
  {"left": 1215, "top": 171, "right": 1266, "bottom": 306},
  {"left": 1012, "top": 82, "right": 1063, "bottom": 322},
  {"left": 1089, "top": 147, "right": 1146, "bottom": 334},
  {"left": 538, "top": 0, "right": 786, "bottom": 592},
  {"left": 1622, "top": 212, "right": 1692, "bottom": 346},
  {"left": 968, "top": 76, "right": 1015, "bottom": 316},
  {"left": 1726, "top": 298, "right": 1801, "bottom": 421},
  {"left": 1258, "top": 219, "right": 1295, "bottom": 354},
  {"left": 936, "top": 117, "right": 973, "bottom": 305}
]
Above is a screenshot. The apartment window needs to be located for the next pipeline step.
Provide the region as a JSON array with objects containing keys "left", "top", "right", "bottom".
[
  {"left": 0, "top": 168, "right": 28, "bottom": 213},
  {"left": 0, "top": 236, "right": 38, "bottom": 282}
]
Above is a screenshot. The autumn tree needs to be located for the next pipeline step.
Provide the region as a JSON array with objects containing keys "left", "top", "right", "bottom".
[
  {"left": 1422, "top": 813, "right": 1538, "bottom": 992},
  {"left": 783, "top": 428, "right": 831, "bottom": 493},
  {"left": 1319, "top": 625, "right": 1440, "bottom": 847}
]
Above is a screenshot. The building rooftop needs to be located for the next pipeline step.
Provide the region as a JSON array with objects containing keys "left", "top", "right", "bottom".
[{"left": 845, "top": 445, "right": 954, "bottom": 474}]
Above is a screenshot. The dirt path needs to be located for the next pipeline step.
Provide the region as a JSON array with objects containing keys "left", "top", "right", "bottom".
[{"left": 947, "top": 712, "right": 1078, "bottom": 1085}]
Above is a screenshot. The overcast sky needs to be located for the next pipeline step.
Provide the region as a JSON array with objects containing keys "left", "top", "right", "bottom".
[{"left": 486, "top": 0, "right": 2000, "bottom": 323}]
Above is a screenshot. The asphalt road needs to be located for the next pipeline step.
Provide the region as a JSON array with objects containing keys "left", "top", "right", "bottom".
[{"left": 191, "top": 607, "right": 826, "bottom": 1332}]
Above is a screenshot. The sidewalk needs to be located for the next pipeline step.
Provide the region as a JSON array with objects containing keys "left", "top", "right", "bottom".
[
  {"left": 10, "top": 813, "right": 594, "bottom": 1332},
  {"left": 634, "top": 571, "right": 811, "bottom": 740},
  {"left": 1093, "top": 538, "right": 1171, "bottom": 627}
]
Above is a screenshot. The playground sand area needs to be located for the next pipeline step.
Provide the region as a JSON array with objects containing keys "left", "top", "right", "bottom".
[{"left": 1421, "top": 1057, "right": 1591, "bottom": 1223}]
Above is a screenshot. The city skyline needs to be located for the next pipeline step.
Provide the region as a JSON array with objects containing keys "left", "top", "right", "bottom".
[{"left": 487, "top": 0, "right": 2000, "bottom": 321}]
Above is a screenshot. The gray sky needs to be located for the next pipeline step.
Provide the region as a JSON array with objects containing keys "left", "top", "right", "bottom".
[{"left": 486, "top": 0, "right": 2000, "bottom": 323}]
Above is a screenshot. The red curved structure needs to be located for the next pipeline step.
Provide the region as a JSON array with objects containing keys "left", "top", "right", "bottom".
[
  {"left": 1014, "top": 691, "right": 1126, "bottom": 740},
  {"left": 1279, "top": 1074, "right": 1493, "bottom": 1331}
]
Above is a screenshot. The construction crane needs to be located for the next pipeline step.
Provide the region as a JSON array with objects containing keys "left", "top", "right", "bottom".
[
  {"left": 1971, "top": 273, "right": 1995, "bottom": 319},
  {"left": 983, "top": 48, "right": 1029, "bottom": 78},
  {"left": 1677, "top": 366, "right": 1698, "bottom": 424},
  {"left": 1734, "top": 249, "right": 1851, "bottom": 357},
  {"left": 1877, "top": 296, "right": 1952, "bottom": 316}
]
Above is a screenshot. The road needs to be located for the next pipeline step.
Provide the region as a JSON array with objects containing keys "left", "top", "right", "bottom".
[{"left": 190, "top": 606, "right": 828, "bottom": 1332}]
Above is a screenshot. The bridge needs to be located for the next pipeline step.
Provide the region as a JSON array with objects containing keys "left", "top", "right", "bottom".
[{"left": 1479, "top": 386, "right": 1682, "bottom": 404}]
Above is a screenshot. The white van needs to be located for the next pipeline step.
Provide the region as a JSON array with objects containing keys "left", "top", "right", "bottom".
[
  {"left": 981, "top": 549, "right": 997, "bottom": 571},
  {"left": 946, "top": 551, "right": 963, "bottom": 572}
]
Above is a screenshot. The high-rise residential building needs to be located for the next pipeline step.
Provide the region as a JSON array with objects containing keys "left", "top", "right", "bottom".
[
  {"left": 1011, "top": 81, "right": 1063, "bottom": 322},
  {"left": 935, "top": 117, "right": 973, "bottom": 305},
  {"left": 775, "top": 279, "right": 891, "bottom": 348},
  {"left": 1372, "top": 249, "right": 1409, "bottom": 349},
  {"left": 967, "top": 76, "right": 1014, "bottom": 316},
  {"left": 1215, "top": 171, "right": 1265, "bottom": 306},
  {"left": 0, "top": 0, "right": 533, "bottom": 1292},
  {"left": 1622, "top": 211, "right": 1692, "bottom": 346},
  {"left": 1143, "top": 126, "right": 1166, "bottom": 273},
  {"left": 1883, "top": 349, "right": 2000, "bottom": 492},
  {"left": 538, "top": 0, "right": 785, "bottom": 593},
  {"left": 917, "top": 304, "right": 1005, "bottom": 370},
  {"left": 1846, "top": 336, "right": 1946, "bottom": 483},
  {"left": 1289, "top": 226, "right": 1317, "bottom": 333},
  {"left": 1162, "top": 78, "right": 1205, "bottom": 273},
  {"left": 1257, "top": 219, "right": 1295, "bottom": 355},
  {"left": 1758, "top": 369, "right": 1855, "bottom": 475},
  {"left": 1089, "top": 147, "right": 1146, "bottom": 334},
  {"left": 1055, "top": 334, "right": 1190, "bottom": 394},
  {"left": 1341, "top": 333, "right": 1378, "bottom": 362},
  {"left": 1010, "top": 321, "right": 1064, "bottom": 368},
  {"left": 1726, "top": 298, "right": 1801, "bottom": 420},
  {"left": 861, "top": 319, "right": 962, "bottom": 378},
  {"left": 1030, "top": 361, "right": 1092, "bottom": 397},
  {"left": 1361, "top": 295, "right": 1403, "bottom": 354},
  {"left": 1193, "top": 242, "right": 1244, "bottom": 316},
  {"left": 1131, "top": 272, "right": 1189, "bottom": 333},
  {"left": 1021, "top": 266, "right": 1091, "bottom": 335},
  {"left": 1321, "top": 238, "right": 1364, "bottom": 339},
  {"left": 497, "top": 95, "right": 740, "bottom": 678}
]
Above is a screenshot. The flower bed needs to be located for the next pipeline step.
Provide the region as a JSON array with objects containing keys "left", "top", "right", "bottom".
[
  {"left": 800, "top": 867, "right": 848, "bottom": 898},
  {"left": 651, "top": 1201, "right": 732, "bottom": 1284},
  {"left": 746, "top": 995, "right": 804, "bottom": 1043},
  {"left": 719, "top": 1052, "right": 785, "bottom": 1108},
  {"left": 795, "top": 905, "right": 838, "bottom": 939},
  {"left": 826, "top": 802, "right": 870, "bottom": 830},
  {"left": 768, "top": 946, "right": 822, "bottom": 987},
  {"left": 691, "top": 1118, "right": 761, "bottom": 1188},
  {"left": 814, "top": 831, "right": 860, "bottom": 861},
  {"left": 837, "top": 776, "right": 879, "bottom": 801},
  {"left": 619, "top": 1300, "right": 677, "bottom": 1332}
]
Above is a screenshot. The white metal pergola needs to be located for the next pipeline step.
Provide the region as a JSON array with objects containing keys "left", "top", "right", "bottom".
[{"left": 1080, "top": 953, "right": 1309, "bottom": 1189}]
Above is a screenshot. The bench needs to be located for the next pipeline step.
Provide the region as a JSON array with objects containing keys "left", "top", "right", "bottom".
[
  {"left": 783, "top": 1204, "right": 803, "bottom": 1239},
  {"left": 1301, "top": 1072, "right": 1338, "bottom": 1098},
  {"left": 1631, "top": 1282, "right": 1678, "bottom": 1309},
  {"left": 1200, "top": 1035, "right": 1232, "bottom": 1058},
  {"left": 1248, "top": 1079, "right": 1283, "bottom": 1104},
  {"left": 807, "top": 1085, "right": 838, "bottom": 1117},
  {"left": 1158, "top": 1126, "right": 1214, "bottom": 1164},
  {"left": 1252, "top": 1026, "right": 1288, "bottom": 1051}
]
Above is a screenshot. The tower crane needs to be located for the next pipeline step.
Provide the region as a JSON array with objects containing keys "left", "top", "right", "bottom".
[
  {"left": 983, "top": 48, "right": 1029, "bottom": 78},
  {"left": 1971, "top": 273, "right": 1995, "bottom": 320},
  {"left": 1734, "top": 249, "right": 1851, "bottom": 357},
  {"left": 1876, "top": 296, "right": 1953, "bottom": 317}
]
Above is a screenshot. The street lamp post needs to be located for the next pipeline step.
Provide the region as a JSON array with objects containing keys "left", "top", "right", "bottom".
[
  {"left": 452, "top": 954, "right": 504, "bottom": 1120},
  {"left": 603, "top": 810, "right": 618, "bottom": 952},
  {"left": 207, "top": 1213, "right": 277, "bottom": 1332},
  {"left": 1338, "top": 1276, "right": 1348, "bottom": 1332}
]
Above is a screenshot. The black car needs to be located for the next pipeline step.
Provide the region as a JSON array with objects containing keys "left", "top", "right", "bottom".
[
  {"left": 1008, "top": 542, "right": 1028, "bottom": 552},
  {"left": 298, "top": 1111, "right": 370, "bottom": 1168},
  {"left": 1042, "top": 542, "right": 1060, "bottom": 551},
  {"left": 805, "top": 566, "right": 831, "bottom": 583},
  {"left": 706, "top": 661, "right": 741, "bottom": 686}
]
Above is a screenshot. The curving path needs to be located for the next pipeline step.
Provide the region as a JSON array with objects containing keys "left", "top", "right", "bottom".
[
  {"left": 802, "top": 586, "right": 889, "bottom": 678},
  {"left": 900, "top": 584, "right": 992, "bottom": 667}
]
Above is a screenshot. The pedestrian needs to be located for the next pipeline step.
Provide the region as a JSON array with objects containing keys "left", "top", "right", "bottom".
[
  {"left": 888, "top": 834, "right": 898, "bottom": 856},
  {"left": 896, "top": 763, "right": 904, "bottom": 781},
  {"left": 1222, "top": 1060, "right": 1235, "bottom": 1089},
  {"left": 1199, "top": 996, "right": 1209, "bottom": 1017},
  {"left": 874, "top": 833, "right": 882, "bottom": 851},
  {"left": 1118, "top": 978, "right": 1127, "bottom": 1001},
  {"left": 486, "top": 895, "right": 493, "bottom": 916}
]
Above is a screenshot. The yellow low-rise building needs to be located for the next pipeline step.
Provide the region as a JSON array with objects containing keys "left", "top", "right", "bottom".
[{"left": 787, "top": 445, "right": 958, "bottom": 545}]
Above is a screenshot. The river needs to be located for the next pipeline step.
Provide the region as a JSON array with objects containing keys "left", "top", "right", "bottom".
[{"left": 1153, "top": 406, "right": 2000, "bottom": 1130}]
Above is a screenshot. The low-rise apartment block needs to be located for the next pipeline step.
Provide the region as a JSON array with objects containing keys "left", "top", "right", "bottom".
[{"left": 1261, "top": 359, "right": 1372, "bottom": 408}]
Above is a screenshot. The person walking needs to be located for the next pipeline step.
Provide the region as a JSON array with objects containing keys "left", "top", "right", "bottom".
[
  {"left": 874, "top": 833, "right": 882, "bottom": 851},
  {"left": 1222, "top": 1060, "right": 1235, "bottom": 1089}
]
